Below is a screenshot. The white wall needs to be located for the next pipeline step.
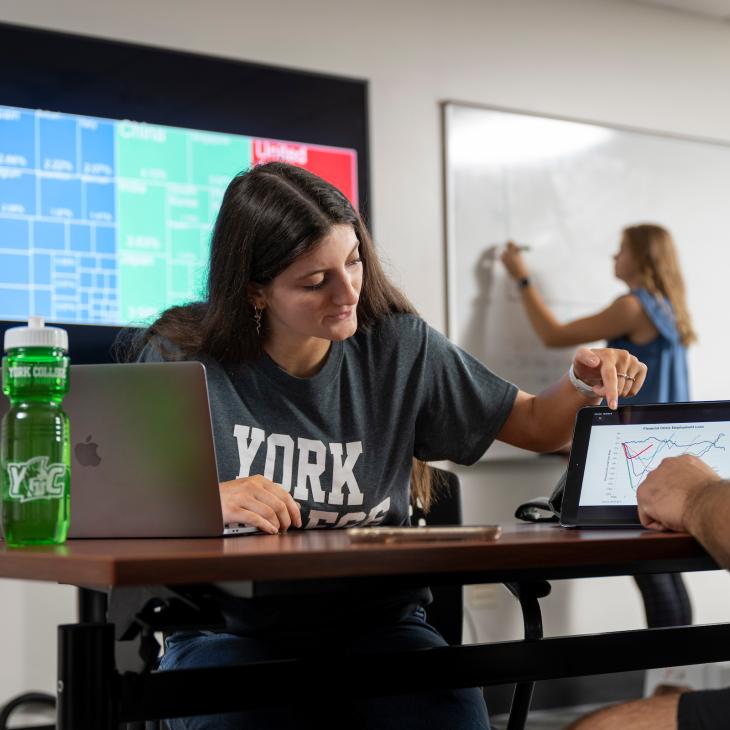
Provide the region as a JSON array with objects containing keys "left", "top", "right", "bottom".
[{"left": 2, "top": 0, "right": 730, "bottom": 702}]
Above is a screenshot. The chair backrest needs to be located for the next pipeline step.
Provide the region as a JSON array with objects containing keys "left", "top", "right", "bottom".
[{"left": 410, "top": 467, "right": 463, "bottom": 645}]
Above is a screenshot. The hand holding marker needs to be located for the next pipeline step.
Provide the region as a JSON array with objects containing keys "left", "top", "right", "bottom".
[{"left": 500, "top": 241, "right": 531, "bottom": 281}]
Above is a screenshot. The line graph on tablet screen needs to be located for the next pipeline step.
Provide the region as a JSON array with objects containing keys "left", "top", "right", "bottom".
[
  {"left": 621, "top": 432, "right": 726, "bottom": 491},
  {"left": 579, "top": 421, "right": 730, "bottom": 507}
]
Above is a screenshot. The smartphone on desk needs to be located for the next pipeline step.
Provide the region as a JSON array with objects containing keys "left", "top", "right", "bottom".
[{"left": 347, "top": 525, "right": 501, "bottom": 544}]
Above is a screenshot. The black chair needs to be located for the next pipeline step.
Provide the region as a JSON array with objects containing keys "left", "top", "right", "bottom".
[
  {"left": 635, "top": 573, "right": 693, "bottom": 627},
  {"left": 0, "top": 692, "right": 54, "bottom": 730},
  {"left": 516, "top": 470, "right": 694, "bottom": 629},
  {"left": 414, "top": 467, "right": 551, "bottom": 730},
  {"left": 410, "top": 466, "right": 464, "bottom": 645}
]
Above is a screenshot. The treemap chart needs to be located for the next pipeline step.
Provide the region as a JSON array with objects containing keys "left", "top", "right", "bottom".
[{"left": 0, "top": 104, "right": 358, "bottom": 327}]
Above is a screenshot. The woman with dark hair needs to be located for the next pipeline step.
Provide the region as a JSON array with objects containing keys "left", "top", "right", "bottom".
[{"left": 139, "top": 162, "right": 645, "bottom": 730}]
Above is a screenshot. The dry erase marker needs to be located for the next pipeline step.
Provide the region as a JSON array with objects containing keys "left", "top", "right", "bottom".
[
  {"left": 488, "top": 244, "right": 532, "bottom": 250},
  {"left": 492, "top": 243, "right": 531, "bottom": 251}
]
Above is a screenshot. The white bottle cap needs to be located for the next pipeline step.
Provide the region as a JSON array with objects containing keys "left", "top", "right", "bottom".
[{"left": 4, "top": 317, "right": 69, "bottom": 352}]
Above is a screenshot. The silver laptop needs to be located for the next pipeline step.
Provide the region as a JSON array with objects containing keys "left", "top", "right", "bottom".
[{"left": 0, "top": 362, "right": 257, "bottom": 538}]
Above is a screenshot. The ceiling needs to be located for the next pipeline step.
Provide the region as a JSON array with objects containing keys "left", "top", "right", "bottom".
[{"left": 625, "top": 0, "right": 730, "bottom": 21}]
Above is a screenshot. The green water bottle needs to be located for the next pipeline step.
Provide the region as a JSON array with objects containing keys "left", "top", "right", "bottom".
[{"left": 1, "top": 317, "right": 70, "bottom": 546}]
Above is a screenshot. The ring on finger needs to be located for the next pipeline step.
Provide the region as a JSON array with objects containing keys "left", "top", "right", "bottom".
[{"left": 616, "top": 372, "right": 629, "bottom": 379}]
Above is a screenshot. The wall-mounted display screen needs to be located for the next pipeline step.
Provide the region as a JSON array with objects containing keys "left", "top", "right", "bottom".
[
  {"left": 0, "top": 22, "right": 369, "bottom": 361},
  {"left": 0, "top": 104, "right": 358, "bottom": 327}
]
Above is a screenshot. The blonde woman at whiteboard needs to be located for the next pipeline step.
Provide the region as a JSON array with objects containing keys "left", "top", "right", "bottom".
[
  {"left": 501, "top": 224, "right": 695, "bottom": 407},
  {"left": 504, "top": 224, "right": 696, "bottom": 631}
]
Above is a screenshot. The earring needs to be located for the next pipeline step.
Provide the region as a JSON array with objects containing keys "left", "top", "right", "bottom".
[{"left": 254, "top": 306, "right": 263, "bottom": 337}]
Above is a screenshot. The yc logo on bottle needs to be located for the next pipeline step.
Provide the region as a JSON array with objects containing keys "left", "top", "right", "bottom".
[{"left": 6, "top": 456, "right": 66, "bottom": 502}]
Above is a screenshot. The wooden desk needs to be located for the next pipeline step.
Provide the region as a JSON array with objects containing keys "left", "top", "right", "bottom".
[
  {"left": 0, "top": 524, "right": 727, "bottom": 730},
  {"left": 0, "top": 523, "right": 714, "bottom": 587}
]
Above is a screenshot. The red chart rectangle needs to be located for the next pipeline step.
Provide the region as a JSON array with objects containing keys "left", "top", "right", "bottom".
[{"left": 251, "top": 138, "right": 358, "bottom": 208}]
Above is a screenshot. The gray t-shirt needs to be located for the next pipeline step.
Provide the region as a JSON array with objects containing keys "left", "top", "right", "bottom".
[
  {"left": 141, "top": 313, "right": 517, "bottom": 633},
  {"left": 140, "top": 313, "right": 517, "bottom": 531}
]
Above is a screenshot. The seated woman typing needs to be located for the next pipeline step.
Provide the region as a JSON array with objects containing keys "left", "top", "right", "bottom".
[{"left": 136, "top": 162, "right": 646, "bottom": 730}]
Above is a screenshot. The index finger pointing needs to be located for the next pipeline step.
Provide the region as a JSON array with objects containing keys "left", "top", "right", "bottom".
[{"left": 600, "top": 357, "right": 620, "bottom": 410}]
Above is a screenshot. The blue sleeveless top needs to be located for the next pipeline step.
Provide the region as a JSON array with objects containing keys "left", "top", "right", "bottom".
[{"left": 606, "top": 288, "right": 689, "bottom": 404}]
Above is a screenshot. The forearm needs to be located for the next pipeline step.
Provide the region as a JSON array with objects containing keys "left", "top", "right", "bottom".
[
  {"left": 685, "top": 481, "right": 730, "bottom": 569},
  {"left": 498, "top": 347, "right": 638, "bottom": 452},
  {"left": 525, "top": 374, "right": 600, "bottom": 451},
  {"left": 521, "top": 286, "right": 563, "bottom": 346}
]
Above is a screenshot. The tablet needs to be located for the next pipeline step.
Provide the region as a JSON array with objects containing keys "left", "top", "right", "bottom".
[{"left": 561, "top": 401, "right": 730, "bottom": 527}]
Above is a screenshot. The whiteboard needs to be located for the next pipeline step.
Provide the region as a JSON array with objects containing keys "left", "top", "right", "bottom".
[{"left": 443, "top": 103, "right": 730, "bottom": 459}]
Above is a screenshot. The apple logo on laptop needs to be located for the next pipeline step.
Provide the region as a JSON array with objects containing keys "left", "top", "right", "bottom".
[{"left": 75, "top": 435, "right": 101, "bottom": 467}]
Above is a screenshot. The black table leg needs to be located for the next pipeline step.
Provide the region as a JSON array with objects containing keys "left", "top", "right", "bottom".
[
  {"left": 77, "top": 587, "right": 109, "bottom": 624},
  {"left": 57, "top": 623, "right": 116, "bottom": 730}
]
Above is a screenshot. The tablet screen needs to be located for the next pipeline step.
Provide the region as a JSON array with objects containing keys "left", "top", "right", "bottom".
[
  {"left": 562, "top": 402, "right": 730, "bottom": 526},
  {"left": 580, "top": 419, "right": 729, "bottom": 507}
]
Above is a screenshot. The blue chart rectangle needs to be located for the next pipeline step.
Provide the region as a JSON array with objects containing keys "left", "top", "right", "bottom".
[
  {"left": 80, "top": 119, "right": 114, "bottom": 177},
  {"left": 41, "top": 176, "right": 82, "bottom": 219},
  {"left": 34, "top": 254, "right": 51, "bottom": 285},
  {"left": 0, "top": 218, "right": 29, "bottom": 250},
  {"left": 0, "top": 253, "right": 29, "bottom": 284},
  {"left": 0, "top": 170, "right": 35, "bottom": 216},
  {"left": 85, "top": 179, "right": 115, "bottom": 222},
  {"left": 33, "top": 221, "right": 65, "bottom": 250},
  {"left": 70, "top": 224, "right": 91, "bottom": 252},
  {"left": 0, "top": 289, "right": 29, "bottom": 318},
  {"left": 0, "top": 108, "right": 35, "bottom": 169},
  {"left": 39, "top": 115, "right": 77, "bottom": 174},
  {"left": 0, "top": 105, "right": 119, "bottom": 324},
  {"left": 95, "top": 226, "right": 116, "bottom": 254}
]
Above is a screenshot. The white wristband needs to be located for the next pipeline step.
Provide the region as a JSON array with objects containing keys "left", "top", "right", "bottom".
[{"left": 568, "top": 364, "right": 598, "bottom": 399}]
